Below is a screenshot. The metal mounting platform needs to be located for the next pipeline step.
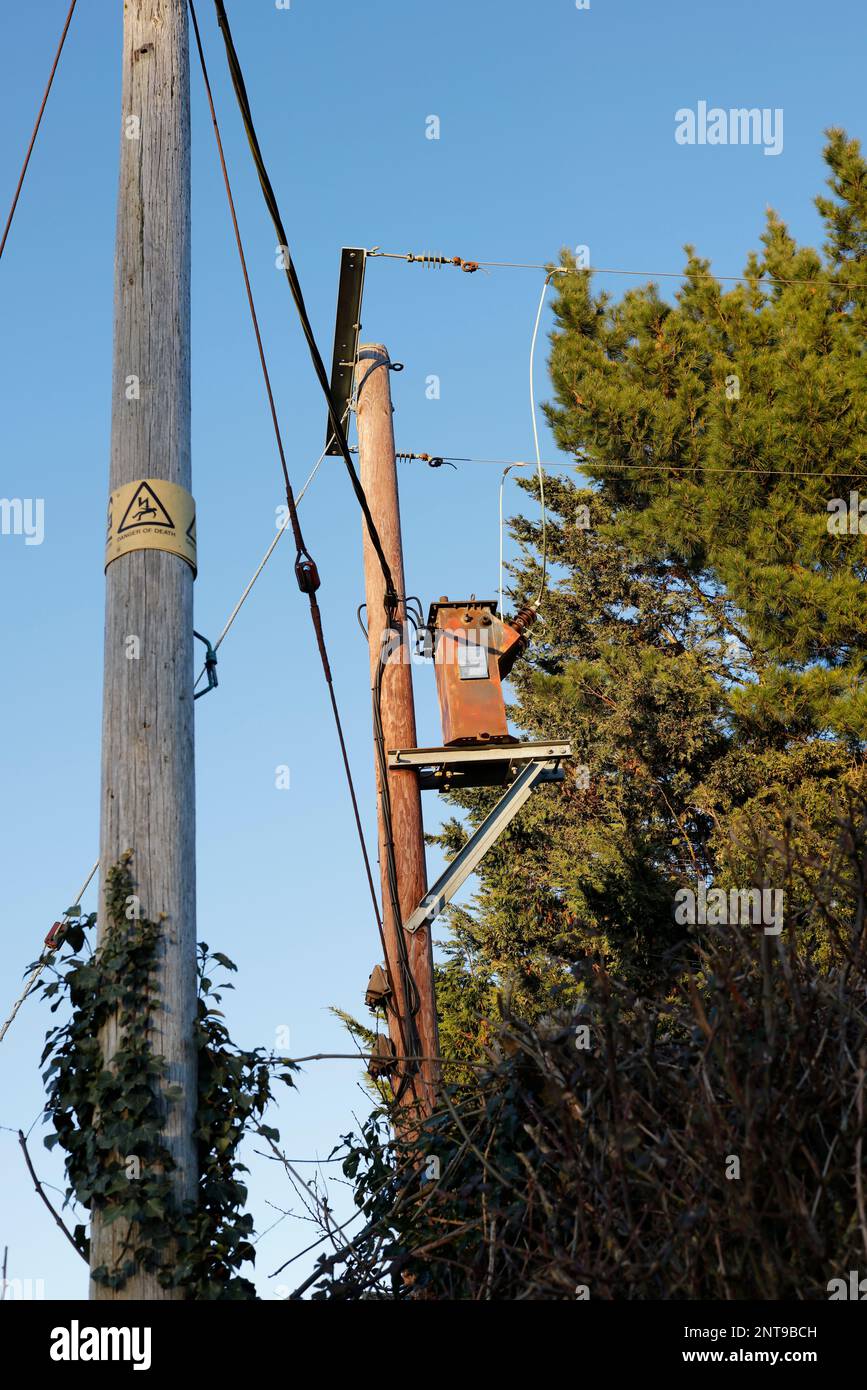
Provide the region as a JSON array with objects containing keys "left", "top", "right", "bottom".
[
  {"left": 388, "top": 740, "right": 572, "bottom": 791},
  {"left": 402, "top": 748, "right": 570, "bottom": 934}
]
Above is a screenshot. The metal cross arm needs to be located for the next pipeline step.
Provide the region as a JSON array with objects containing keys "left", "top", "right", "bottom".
[
  {"left": 388, "top": 739, "right": 572, "bottom": 791},
  {"left": 403, "top": 754, "right": 568, "bottom": 935}
]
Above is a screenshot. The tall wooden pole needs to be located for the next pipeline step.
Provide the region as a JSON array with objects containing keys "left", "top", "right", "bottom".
[
  {"left": 92, "top": 0, "right": 195, "bottom": 1299},
  {"left": 356, "top": 344, "right": 439, "bottom": 1115}
]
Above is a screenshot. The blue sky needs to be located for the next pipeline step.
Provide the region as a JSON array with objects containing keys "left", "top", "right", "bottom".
[{"left": 0, "top": 0, "right": 862, "bottom": 1300}]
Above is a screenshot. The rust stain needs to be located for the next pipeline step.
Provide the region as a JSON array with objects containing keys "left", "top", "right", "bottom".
[{"left": 428, "top": 598, "right": 534, "bottom": 746}]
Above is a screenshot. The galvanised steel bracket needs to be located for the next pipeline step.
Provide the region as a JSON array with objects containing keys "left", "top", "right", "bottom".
[{"left": 403, "top": 755, "right": 564, "bottom": 934}]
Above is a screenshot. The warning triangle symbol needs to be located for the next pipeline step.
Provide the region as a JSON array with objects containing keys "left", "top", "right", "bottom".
[
  {"left": 118, "top": 481, "right": 175, "bottom": 533},
  {"left": 186, "top": 514, "right": 196, "bottom": 544}
]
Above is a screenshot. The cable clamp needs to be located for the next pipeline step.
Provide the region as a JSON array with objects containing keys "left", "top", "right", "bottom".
[
  {"left": 193, "top": 630, "right": 219, "bottom": 699},
  {"left": 44, "top": 921, "right": 67, "bottom": 952}
]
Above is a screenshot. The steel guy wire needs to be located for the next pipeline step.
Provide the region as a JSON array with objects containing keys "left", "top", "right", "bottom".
[
  {"left": 0, "top": 1, "right": 79, "bottom": 265},
  {"left": 0, "top": 860, "right": 98, "bottom": 1047}
]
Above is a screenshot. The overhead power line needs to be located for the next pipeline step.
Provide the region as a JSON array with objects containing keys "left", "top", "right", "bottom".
[
  {"left": 406, "top": 455, "right": 867, "bottom": 479},
  {"left": 200, "top": 1, "right": 426, "bottom": 1099},
  {"left": 0, "top": 0, "right": 79, "bottom": 265},
  {"left": 208, "top": 0, "right": 397, "bottom": 607},
  {"left": 188, "top": 0, "right": 314, "bottom": 584},
  {"left": 188, "top": 1, "right": 410, "bottom": 1069},
  {"left": 367, "top": 248, "right": 863, "bottom": 293}
]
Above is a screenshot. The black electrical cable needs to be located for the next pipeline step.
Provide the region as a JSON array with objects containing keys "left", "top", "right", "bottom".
[
  {"left": 364, "top": 597, "right": 428, "bottom": 1099},
  {"left": 191, "top": 1, "right": 421, "bottom": 1106},
  {"left": 372, "top": 613, "right": 424, "bottom": 1099},
  {"left": 208, "top": 0, "right": 427, "bottom": 1101},
  {"left": 210, "top": 0, "right": 398, "bottom": 609}
]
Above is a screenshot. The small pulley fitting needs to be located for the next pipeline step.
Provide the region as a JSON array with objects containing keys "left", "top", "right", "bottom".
[{"left": 295, "top": 555, "right": 321, "bottom": 595}]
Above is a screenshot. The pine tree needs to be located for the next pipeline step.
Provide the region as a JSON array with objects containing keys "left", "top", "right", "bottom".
[{"left": 433, "top": 129, "right": 867, "bottom": 1007}]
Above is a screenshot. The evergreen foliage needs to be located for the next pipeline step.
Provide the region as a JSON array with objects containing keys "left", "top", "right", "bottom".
[{"left": 433, "top": 129, "right": 867, "bottom": 1001}]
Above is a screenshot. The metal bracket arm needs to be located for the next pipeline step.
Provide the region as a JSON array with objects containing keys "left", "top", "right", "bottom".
[{"left": 404, "top": 757, "right": 559, "bottom": 934}]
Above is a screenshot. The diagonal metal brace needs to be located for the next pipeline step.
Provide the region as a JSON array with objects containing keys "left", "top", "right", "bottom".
[{"left": 404, "top": 757, "right": 561, "bottom": 934}]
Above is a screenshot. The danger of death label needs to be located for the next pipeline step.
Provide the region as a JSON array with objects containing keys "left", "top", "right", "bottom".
[{"left": 105, "top": 479, "right": 197, "bottom": 576}]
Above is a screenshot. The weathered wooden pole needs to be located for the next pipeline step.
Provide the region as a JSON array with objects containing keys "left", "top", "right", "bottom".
[
  {"left": 92, "top": 0, "right": 196, "bottom": 1299},
  {"left": 356, "top": 344, "right": 439, "bottom": 1115}
]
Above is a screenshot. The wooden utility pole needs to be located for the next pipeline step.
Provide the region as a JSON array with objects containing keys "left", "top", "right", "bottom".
[
  {"left": 356, "top": 344, "right": 439, "bottom": 1115},
  {"left": 92, "top": 0, "right": 196, "bottom": 1299}
]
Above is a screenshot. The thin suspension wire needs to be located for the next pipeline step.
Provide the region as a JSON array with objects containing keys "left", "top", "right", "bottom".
[
  {"left": 0, "top": 0, "right": 78, "bottom": 265},
  {"left": 498, "top": 465, "right": 523, "bottom": 620},
  {"left": 413, "top": 455, "right": 867, "bottom": 479},
  {"left": 0, "top": 859, "right": 98, "bottom": 1047},
  {"left": 495, "top": 446, "right": 862, "bottom": 615},
  {"left": 367, "top": 249, "right": 861, "bottom": 293},
  {"left": 193, "top": 423, "right": 343, "bottom": 691},
  {"left": 295, "top": 437, "right": 334, "bottom": 507},
  {"left": 529, "top": 272, "right": 563, "bottom": 608}
]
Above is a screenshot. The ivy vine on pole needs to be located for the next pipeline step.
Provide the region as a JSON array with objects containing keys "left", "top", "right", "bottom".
[{"left": 37, "top": 854, "right": 297, "bottom": 1298}]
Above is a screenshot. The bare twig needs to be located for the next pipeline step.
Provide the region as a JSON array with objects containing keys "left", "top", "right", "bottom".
[{"left": 18, "top": 1131, "right": 87, "bottom": 1264}]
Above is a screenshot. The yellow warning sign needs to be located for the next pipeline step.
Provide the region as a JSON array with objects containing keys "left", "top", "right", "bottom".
[{"left": 105, "top": 479, "right": 197, "bottom": 576}]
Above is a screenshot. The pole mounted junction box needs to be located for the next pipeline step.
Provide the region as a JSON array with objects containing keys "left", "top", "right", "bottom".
[
  {"left": 427, "top": 597, "right": 534, "bottom": 746},
  {"left": 365, "top": 963, "right": 391, "bottom": 1011},
  {"left": 367, "top": 1034, "right": 398, "bottom": 1079},
  {"left": 388, "top": 597, "right": 571, "bottom": 935}
]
